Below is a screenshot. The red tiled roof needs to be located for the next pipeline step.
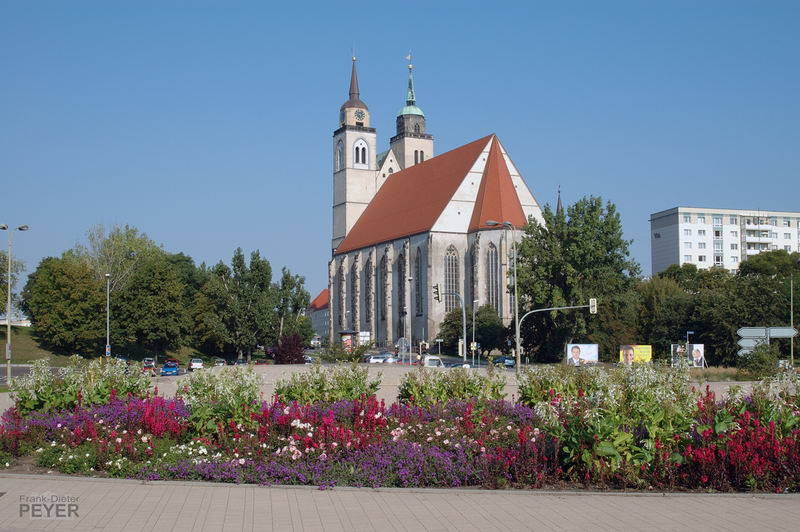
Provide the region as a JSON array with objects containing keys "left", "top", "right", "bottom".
[
  {"left": 468, "top": 137, "right": 527, "bottom": 232},
  {"left": 335, "top": 134, "right": 494, "bottom": 255},
  {"left": 309, "top": 289, "right": 329, "bottom": 310}
]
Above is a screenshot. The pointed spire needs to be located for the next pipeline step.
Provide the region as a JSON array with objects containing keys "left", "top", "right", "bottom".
[
  {"left": 406, "top": 63, "right": 416, "bottom": 106},
  {"left": 556, "top": 186, "right": 563, "bottom": 216},
  {"left": 349, "top": 56, "right": 360, "bottom": 102},
  {"left": 340, "top": 56, "right": 367, "bottom": 112}
]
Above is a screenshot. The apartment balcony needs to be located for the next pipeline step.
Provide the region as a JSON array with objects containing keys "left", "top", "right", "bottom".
[
  {"left": 745, "top": 235, "right": 772, "bottom": 244},
  {"left": 744, "top": 223, "right": 774, "bottom": 231}
]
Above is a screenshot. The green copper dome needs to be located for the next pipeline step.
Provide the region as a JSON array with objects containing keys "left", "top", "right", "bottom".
[{"left": 397, "top": 65, "right": 424, "bottom": 117}]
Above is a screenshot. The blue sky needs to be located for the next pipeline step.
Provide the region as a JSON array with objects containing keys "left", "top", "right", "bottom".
[{"left": 2, "top": 1, "right": 798, "bottom": 298}]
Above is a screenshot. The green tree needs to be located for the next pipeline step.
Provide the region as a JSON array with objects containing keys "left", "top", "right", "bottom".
[
  {"left": 21, "top": 257, "right": 105, "bottom": 355},
  {"left": 113, "top": 253, "right": 187, "bottom": 354},
  {"left": 516, "top": 196, "right": 641, "bottom": 362},
  {"left": 636, "top": 276, "right": 693, "bottom": 360},
  {"left": 474, "top": 304, "right": 506, "bottom": 356},
  {"left": 271, "top": 268, "right": 311, "bottom": 344},
  {"left": 435, "top": 306, "right": 466, "bottom": 354},
  {"left": 71, "top": 224, "right": 161, "bottom": 293},
  {"left": 195, "top": 248, "right": 276, "bottom": 360}
]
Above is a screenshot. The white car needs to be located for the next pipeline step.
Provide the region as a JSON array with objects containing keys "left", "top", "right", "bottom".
[
  {"left": 366, "top": 353, "right": 395, "bottom": 364},
  {"left": 189, "top": 358, "right": 204, "bottom": 371}
]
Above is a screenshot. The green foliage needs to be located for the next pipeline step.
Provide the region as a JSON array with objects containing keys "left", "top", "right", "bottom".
[
  {"left": 397, "top": 367, "right": 506, "bottom": 406},
  {"left": 194, "top": 248, "right": 276, "bottom": 359},
  {"left": 320, "top": 340, "right": 372, "bottom": 363},
  {"left": 273, "top": 364, "right": 381, "bottom": 403},
  {"left": 516, "top": 197, "right": 641, "bottom": 362},
  {"left": 113, "top": 253, "right": 186, "bottom": 354},
  {"left": 435, "top": 307, "right": 466, "bottom": 354},
  {"left": 9, "top": 357, "right": 152, "bottom": 414},
  {"left": 272, "top": 268, "right": 311, "bottom": 343},
  {"left": 475, "top": 305, "right": 506, "bottom": 355},
  {"left": 738, "top": 341, "right": 780, "bottom": 379},
  {"left": 180, "top": 365, "right": 264, "bottom": 434},
  {"left": 21, "top": 257, "right": 106, "bottom": 355}
]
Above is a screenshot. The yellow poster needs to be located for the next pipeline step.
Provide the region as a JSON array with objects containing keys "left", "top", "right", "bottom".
[{"left": 619, "top": 345, "right": 652, "bottom": 365}]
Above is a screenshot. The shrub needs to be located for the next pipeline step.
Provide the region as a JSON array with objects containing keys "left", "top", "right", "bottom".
[
  {"left": 397, "top": 367, "right": 506, "bottom": 406},
  {"left": 179, "top": 365, "right": 264, "bottom": 434},
  {"left": 10, "top": 356, "right": 152, "bottom": 414},
  {"left": 273, "top": 364, "right": 381, "bottom": 404},
  {"left": 738, "top": 341, "right": 780, "bottom": 379},
  {"left": 274, "top": 333, "right": 305, "bottom": 364}
]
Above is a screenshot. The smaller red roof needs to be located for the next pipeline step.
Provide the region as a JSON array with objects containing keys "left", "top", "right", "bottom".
[{"left": 309, "top": 289, "right": 329, "bottom": 311}]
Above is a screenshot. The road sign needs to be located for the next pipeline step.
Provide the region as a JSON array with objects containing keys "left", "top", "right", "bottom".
[
  {"left": 737, "top": 349, "right": 753, "bottom": 357},
  {"left": 737, "top": 338, "right": 761, "bottom": 349},
  {"left": 768, "top": 327, "right": 798, "bottom": 338},
  {"left": 106, "top": 344, "right": 111, "bottom": 356},
  {"left": 737, "top": 327, "right": 768, "bottom": 338}
]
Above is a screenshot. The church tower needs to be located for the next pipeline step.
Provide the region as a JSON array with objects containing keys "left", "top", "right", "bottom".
[
  {"left": 389, "top": 61, "right": 434, "bottom": 170},
  {"left": 332, "top": 57, "right": 378, "bottom": 254}
]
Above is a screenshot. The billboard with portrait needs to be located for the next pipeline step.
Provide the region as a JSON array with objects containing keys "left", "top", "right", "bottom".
[
  {"left": 687, "top": 344, "right": 705, "bottom": 367},
  {"left": 670, "top": 344, "right": 687, "bottom": 367},
  {"left": 566, "top": 344, "right": 598, "bottom": 366},
  {"left": 619, "top": 344, "right": 652, "bottom": 365}
]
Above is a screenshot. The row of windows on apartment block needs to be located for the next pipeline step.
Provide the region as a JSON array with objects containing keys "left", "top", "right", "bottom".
[
  {"left": 685, "top": 242, "right": 795, "bottom": 251},
  {"left": 682, "top": 229, "right": 797, "bottom": 239},
  {"left": 682, "top": 214, "right": 800, "bottom": 227}
]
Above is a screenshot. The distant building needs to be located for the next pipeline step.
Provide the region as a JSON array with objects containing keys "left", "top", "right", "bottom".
[
  {"left": 650, "top": 207, "right": 800, "bottom": 275},
  {"left": 308, "top": 289, "right": 329, "bottom": 339}
]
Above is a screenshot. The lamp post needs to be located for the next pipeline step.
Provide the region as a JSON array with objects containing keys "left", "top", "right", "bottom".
[
  {"left": 792, "top": 258, "right": 800, "bottom": 367},
  {"left": 686, "top": 330, "right": 694, "bottom": 344},
  {"left": 472, "top": 299, "right": 478, "bottom": 367},
  {"left": 105, "top": 273, "right": 111, "bottom": 358},
  {"left": 486, "top": 220, "right": 520, "bottom": 373},
  {"left": 2, "top": 224, "right": 28, "bottom": 384}
]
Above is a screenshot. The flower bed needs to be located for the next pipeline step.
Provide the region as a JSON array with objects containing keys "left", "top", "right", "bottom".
[{"left": 1, "top": 366, "right": 799, "bottom": 492}]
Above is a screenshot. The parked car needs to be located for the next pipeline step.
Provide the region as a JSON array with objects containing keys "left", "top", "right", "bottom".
[
  {"left": 160, "top": 362, "right": 179, "bottom": 376},
  {"left": 165, "top": 357, "right": 179, "bottom": 365},
  {"left": 213, "top": 358, "right": 226, "bottom": 367},
  {"left": 189, "top": 358, "right": 204, "bottom": 371},
  {"left": 421, "top": 355, "right": 445, "bottom": 368},
  {"left": 113, "top": 354, "right": 131, "bottom": 365},
  {"left": 254, "top": 358, "right": 270, "bottom": 366},
  {"left": 303, "top": 354, "right": 315, "bottom": 364},
  {"left": 366, "top": 353, "right": 395, "bottom": 364},
  {"left": 235, "top": 359, "right": 249, "bottom": 365},
  {"left": 142, "top": 357, "right": 156, "bottom": 374},
  {"left": 492, "top": 356, "right": 516, "bottom": 369}
]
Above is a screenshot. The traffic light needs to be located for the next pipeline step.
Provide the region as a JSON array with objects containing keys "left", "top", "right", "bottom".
[
  {"left": 433, "top": 283, "right": 440, "bottom": 302},
  {"left": 589, "top": 298, "right": 597, "bottom": 314}
]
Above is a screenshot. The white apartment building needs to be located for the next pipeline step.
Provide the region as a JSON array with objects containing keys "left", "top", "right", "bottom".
[{"left": 650, "top": 207, "right": 800, "bottom": 275}]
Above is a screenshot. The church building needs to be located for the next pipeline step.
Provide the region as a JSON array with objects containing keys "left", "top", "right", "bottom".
[{"left": 328, "top": 57, "right": 545, "bottom": 349}]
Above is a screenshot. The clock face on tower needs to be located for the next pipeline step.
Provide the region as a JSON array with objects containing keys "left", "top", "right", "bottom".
[{"left": 354, "top": 109, "right": 365, "bottom": 121}]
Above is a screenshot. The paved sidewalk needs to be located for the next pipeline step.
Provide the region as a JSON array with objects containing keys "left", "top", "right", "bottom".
[{"left": 0, "top": 474, "right": 798, "bottom": 531}]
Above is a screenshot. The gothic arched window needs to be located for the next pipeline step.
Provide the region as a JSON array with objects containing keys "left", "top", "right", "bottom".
[
  {"left": 336, "top": 140, "right": 344, "bottom": 171},
  {"left": 420, "top": 151, "right": 424, "bottom": 162},
  {"left": 354, "top": 139, "right": 369, "bottom": 168},
  {"left": 414, "top": 150, "right": 419, "bottom": 165},
  {"left": 350, "top": 261, "right": 358, "bottom": 330},
  {"left": 414, "top": 248, "right": 422, "bottom": 316},
  {"left": 444, "top": 246, "right": 460, "bottom": 313},
  {"left": 487, "top": 243, "right": 500, "bottom": 316},
  {"left": 379, "top": 256, "right": 387, "bottom": 321},
  {"left": 364, "top": 258, "right": 373, "bottom": 325}
]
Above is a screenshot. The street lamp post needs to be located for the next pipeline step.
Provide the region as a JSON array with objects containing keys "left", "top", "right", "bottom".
[
  {"left": 686, "top": 330, "right": 694, "bottom": 344},
  {"left": 472, "top": 299, "right": 478, "bottom": 367},
  {"left": 486, "top": 220, "right": 520, "bottom": 373},
  {"left": 1, "top": 224, "right": 29, "bottom": 384},
  {"left": 792, "top": 258, "right": 800, "bottom": 367},
  {"left": 105, "top": 273, "right": 111, "bottom": 358}
]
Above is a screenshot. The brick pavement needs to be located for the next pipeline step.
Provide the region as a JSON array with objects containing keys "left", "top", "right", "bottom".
[{"left": 0, "top": 473, "right": 798, "bottom": 531}]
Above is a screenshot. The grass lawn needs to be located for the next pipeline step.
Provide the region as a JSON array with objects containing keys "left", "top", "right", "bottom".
[{"left": 2, "top": 327, "right": 204, "bottom": 367}]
